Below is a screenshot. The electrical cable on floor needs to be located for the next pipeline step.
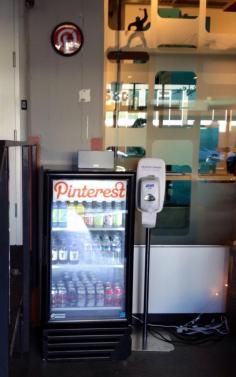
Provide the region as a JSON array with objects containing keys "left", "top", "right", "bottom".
[{"left": 132, "top": 314, "right": 230, "bottom": 346}]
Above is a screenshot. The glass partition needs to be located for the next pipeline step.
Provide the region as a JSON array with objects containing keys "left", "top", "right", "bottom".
[
  {"left": 104, "top": 0, "right": 236, "bottom": 245},
  {"left": 153, "top": 71, "right": 197, "bottom": 127},
  {"left": 105, "top": 82, "right": 148, "bottom": 128}
]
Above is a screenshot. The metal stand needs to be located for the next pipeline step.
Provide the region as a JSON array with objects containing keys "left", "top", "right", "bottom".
[
  {"left": 142, "top": 227, "right": 151, "bottom": 350},
  {"left": 131, "top": 227, "right": 174, "bottom": 353}
]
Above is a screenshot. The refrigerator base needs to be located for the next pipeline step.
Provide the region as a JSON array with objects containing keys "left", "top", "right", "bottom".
[{"left": 43, "top": 325, "right": 132, "bottom": 361}]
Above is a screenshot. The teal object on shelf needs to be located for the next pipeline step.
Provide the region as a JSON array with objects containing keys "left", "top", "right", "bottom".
[{"left": 158, "top": 8, "right": 181, "bottom": 18}]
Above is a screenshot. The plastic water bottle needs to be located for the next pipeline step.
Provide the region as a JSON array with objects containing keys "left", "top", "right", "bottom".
[
  {"left": 83, "top": 236, "right": 93, "bottom": 263},
  {"left": 101, "top": 233, "right": 111, "bottom": 263},
  {"left": 92, "top": 234, "right": 103, "bottom": 263},
  {"left": 111, "top": 233, "right": 122, "bottom": 264}
]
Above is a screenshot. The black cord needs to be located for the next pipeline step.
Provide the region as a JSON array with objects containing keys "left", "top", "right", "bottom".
[
  {"left": 149, "top": 327, "right": 226, "bottom": 346},
  {"left": 132, "top": 314, "right": 229, "bottom": 347}
]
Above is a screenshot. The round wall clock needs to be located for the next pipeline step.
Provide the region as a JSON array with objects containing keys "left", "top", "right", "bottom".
[{"left": 51, "top": 22, "right": 83, "bottom": 56}]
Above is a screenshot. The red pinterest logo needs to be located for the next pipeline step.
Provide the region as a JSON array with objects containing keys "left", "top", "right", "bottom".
[{"left": 54, "top": 181, "right": 126, "bottom": 200}]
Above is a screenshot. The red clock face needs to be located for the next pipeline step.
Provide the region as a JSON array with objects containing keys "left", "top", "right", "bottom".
[{"left": 51, "top": 23, "right": 83, "bottom": 56}]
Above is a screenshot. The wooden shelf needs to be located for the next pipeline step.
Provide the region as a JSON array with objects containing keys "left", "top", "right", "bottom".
[{"left": 166, "top": 173, "right": 236, "bottom": 182}]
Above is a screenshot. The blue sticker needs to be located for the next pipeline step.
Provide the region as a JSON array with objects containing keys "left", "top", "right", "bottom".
[{"left": 119, "top": 311, "right": 126, "bottom": 318}]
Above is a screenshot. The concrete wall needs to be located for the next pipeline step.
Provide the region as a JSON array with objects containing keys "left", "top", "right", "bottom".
[{"left": 28, "top": 0, "right": 104, "bottom": 165}]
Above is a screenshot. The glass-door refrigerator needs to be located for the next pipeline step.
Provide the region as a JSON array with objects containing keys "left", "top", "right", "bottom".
[{"left": 41, "top": 168, "right": 136, "bottom": 361}]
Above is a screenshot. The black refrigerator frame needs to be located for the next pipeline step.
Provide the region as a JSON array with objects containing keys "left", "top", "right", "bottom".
[{"left": 41, "top": 168, "right": 136, "bottom": 361}]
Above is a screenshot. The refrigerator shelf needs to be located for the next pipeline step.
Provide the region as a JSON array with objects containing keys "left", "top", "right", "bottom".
[
  {"left": 51, "top": 306, "right": 122, "bottom": 311},
  {"left": 51, "top": 263, "right": 124, "bottom": 269},
  {"left": 52, "top": 227, "right": 125, "bottom": 232}
]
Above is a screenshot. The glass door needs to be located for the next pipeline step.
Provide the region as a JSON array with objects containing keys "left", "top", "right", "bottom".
[{"left": 48, "top": 177, "right": 129, "bottom": 322}]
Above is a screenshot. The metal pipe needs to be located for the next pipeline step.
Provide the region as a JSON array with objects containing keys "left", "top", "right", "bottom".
[{"left": 142, "top": 227, "right": 151, "bottom": 350}]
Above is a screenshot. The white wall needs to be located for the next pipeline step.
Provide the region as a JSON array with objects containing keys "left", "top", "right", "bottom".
[
  {"left": 0, "top": 0, "right": 15, "bottom": 140},
  {"left": 133, "top": 245, "right": 229, "bottom": 314},
  {"left": 28, "top": 0, "right": 104, "bottom": 165}
]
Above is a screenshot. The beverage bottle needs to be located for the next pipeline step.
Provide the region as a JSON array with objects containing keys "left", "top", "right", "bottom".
[
  {"left": 103, "top": 201, "right": 113, "bottom": 228},
  {"left": 58, "top": 241, "right": 68, "bottom": 264},
  {"left": 104, "top": 282, "right": 114, "bottom": 306},
  {"left": 63, "top": 271, "right": 71, "bottom": 284},
  {"left": 93, "top": 201, "right": 104, "bottom": 228},
  {"left": 113, "top": 282, "right": 123, "bottom": 307},
  {"left": 111, "top": 233, "right": 122, "bottom": 264},
  {"left": 86, "top": 283, "right": 96, "bottom": 307},
  {"left": 71, "top": 271, "right": 78, "bottom": 281},
  {"left": 112, "top": 201, "right": 123, "bottom": 227},
  {"left": 84, "top": 201, "right": 93, "bottom": 227},
  {"left": 83, "top": 236, "right": 93, "bottom": 263},
  {"left": 58, "top": 201, "right": 67, "bottom": 228},
  {"left": 76, "top": 283, "right": 86, "bottom": 307},
  {"left": 92, "top": 234, "right": 103, "bottom": 263},
  {"left": 51, "top": 239, "right": 58, "bottom": 264},
  {"left": 67, "top": 285, "right": 77, "bottom": 307},
  {"left": 51, "top": 283, "right": 58, "bottom": 308},
  {"left": 74, "top": 201, "right": 85, "bottom": 219},
  {"left": 101, "top": 233, "right": 111, "bottom": 263},
  {"left": 51, "top": 201, "right": 58, "bottom": 227},
  {"left": 66, "top": 201, "right": 75, "bottom": 228},
  {"left": 57, "top": 283, "right": 67, "bottom": 308},
  {"left": 121, "top": 201, "right": 126, "bottom": 227},
  {"left": 69, "top": 241, "right": 80, "bottom": 264},
  {"left": 95, "top": 282, "right": 105, "bottom": 307}
]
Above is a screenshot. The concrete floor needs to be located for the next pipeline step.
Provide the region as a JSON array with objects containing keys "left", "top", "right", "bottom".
[{"left": 10, "top": 330, "right": 236, "bottom": 377}]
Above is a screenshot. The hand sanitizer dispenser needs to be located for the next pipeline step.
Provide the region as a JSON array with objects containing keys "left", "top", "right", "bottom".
[
  {"left": 136, "top": 158, "right": 166, "bottom": 228},
  {"left": 136, "top": 158, "right": 166, "bottom": 350}
]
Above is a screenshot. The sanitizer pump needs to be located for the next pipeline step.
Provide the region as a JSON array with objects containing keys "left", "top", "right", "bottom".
[{"left": 136, "top": 158, "right": 166, "bottom": 228}]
